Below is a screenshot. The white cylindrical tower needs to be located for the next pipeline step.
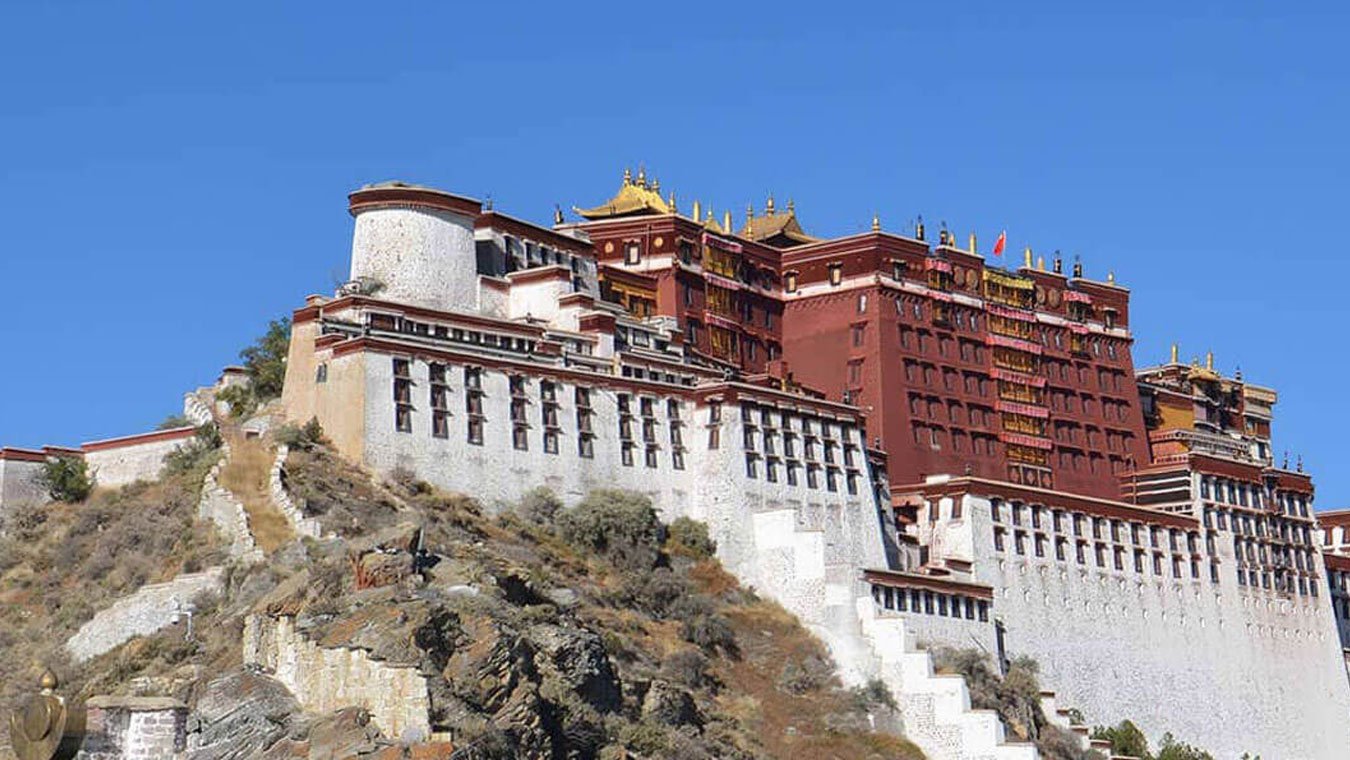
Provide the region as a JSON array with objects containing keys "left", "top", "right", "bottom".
[{"left": 347, "top": 182, "right": 483, "bottom": 313}]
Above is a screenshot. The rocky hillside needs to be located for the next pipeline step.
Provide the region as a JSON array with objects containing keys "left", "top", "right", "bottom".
[{"left": 0, "top": 424, "right": 925, "bottom": 759}]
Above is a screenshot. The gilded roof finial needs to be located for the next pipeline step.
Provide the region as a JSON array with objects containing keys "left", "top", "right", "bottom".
[
  {"left": 766, "top": 194, "right": 776, "bottom": 215},
  {"left": 704, "top": 207, "right": 716, "bottom": 228},
  {"left": 1037, "top": 256, "right": 1046, "bottom": 271},
  {"left": 872, "top": 212, "right": 881, "bottom": 232},
  {"left": 637, "top": 166, "right": 647, "bottom": 188},
  {"left": 668, "top": 192, "right": 677, "bottom": 214},
  {"left": 1205, "top": 351, "right": 1214, "bottom": 371},
  {"left": 553, "top": 205, "right": 564, "bottom": 225},
  {"left": 1170, "top": 343, "right": 1179, "bottom": 364},
  {"left": 969, "top": 232, "right": 977, "bottom": 254},
  {"left": 747, "top": 203, "right": 754, "bottom": 222},
  {"left": 623, "top": 167, "right": 632, "bottom": 186},
  {"left": 723, "top": 210, "right": 732, "bottom": 233},
  {"left": 693, "top": 199, "right": 702, "bottom": 221},
  {"left": 651, "top": 177, "right": 660, "bottom": 192},
  {"left": 1107, "top": 270, "right": 1115, "bottom": 284},
  {"left": 1023, "top": 246, "right": 1033, "bottom": 269}
]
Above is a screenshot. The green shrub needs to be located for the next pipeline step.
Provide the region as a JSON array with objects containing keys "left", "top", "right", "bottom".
[
  {"left": 161, "top": 424, "right": 222, "bottom": 479},
  {"left": 157, "top": 414, "right": 191, "bottom": 430},
  {"left": 216, "top": 383, "right": 257, "bottom": 419},
  {"left": 666, "top": 517, "right": 716, "bottom": 559},
  {"left": 517, "top": 486, "right": 563, "bottom": 525},
  {"left": 776, "top": 653, "right": 834, "bottom": 695},
  {"left": 850, "top": 678, "right": 897, "bottom": 711},
  {"left": 682, "top": 610, "right": 738, "bottom": 657},
  {"left": 38, "top": 456, "right": 95, "bottom": 503},
  {"left": 275, "top": 417, "right": 325, "bottom": 450},
  {"left": 557, "top": 490, "right": 664, "bottom": 571},
  {"left": 1093, "top": 720, "right": 1150, "bottom": 759}
]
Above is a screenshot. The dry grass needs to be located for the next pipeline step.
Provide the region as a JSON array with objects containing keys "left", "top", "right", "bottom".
[{"left": 218, "top": 433, "right": 292, "bottom": 552}]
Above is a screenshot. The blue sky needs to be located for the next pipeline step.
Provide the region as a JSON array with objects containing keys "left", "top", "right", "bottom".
[{"left": 2, "top": 2, "right": 1346, "bottom": 506}]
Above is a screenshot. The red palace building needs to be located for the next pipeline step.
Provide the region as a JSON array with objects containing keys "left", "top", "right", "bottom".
[{"left": 570, "top": 169, "right": 1148, "bottom": 503}]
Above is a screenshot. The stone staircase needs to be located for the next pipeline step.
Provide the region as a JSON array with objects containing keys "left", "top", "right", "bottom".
[
  {"left": 739, "top": 505, "right": 1039, "bottom": 760},
  {"left": 856, "top": 601, "right": 1039, "bottom": 760},
  {"left": 198, "top": 441, "right": 264, "bottom": 563}
]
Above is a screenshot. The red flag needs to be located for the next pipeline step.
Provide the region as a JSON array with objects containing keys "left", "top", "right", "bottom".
[{"left": 992, "top": 230, "right": 1006, "bottom": 257}]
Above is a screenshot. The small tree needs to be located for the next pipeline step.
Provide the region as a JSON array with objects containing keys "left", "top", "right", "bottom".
[
  {"left": 241, "top": 318, "right": 291, "bottom": 401},
  {"left": 1093, "top": 720, "right": 1151, "bottom": 759},
  {"left": 38, "top": 456, "right": 95, "bottom": 503}
]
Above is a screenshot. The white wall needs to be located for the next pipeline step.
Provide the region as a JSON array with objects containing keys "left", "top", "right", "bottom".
[
  {"left": 83, "top": 429, "right": 193, "bottom": 488},
  {"left": 922, "top": 493, "right": 1350, "bottom": 760},
  {"left": 0, "top": 457, "right": 47, "bottom": 513}
]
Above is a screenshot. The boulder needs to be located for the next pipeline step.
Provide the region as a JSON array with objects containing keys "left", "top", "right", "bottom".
[
  {"left": 528, "top": 624, "right": 622, "bottom": 714},
  {"left": 640, "top": 680, "right": 701, "bottom": 728},
  {"left": 189, "top": 671, "right": 300, "bottom": 760}
]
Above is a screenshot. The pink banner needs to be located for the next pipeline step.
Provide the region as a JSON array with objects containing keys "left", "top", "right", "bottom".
[
  {"left": 991, "top": 367, "right": 1048, "bottom": 388},
  {"left": 986, "top": 333, "right": 1044, "bottom": 355}
]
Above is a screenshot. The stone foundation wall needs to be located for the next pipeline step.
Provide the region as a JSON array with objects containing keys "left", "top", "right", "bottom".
[
  {"left": 77, "top": 696, "right": 187, "bottom": 760},
  {"left": 243, "top": 614, "right": 431, "bottom": 742},
  {"left": 66, "top": 568, "right": 224, "bottom": 663}
]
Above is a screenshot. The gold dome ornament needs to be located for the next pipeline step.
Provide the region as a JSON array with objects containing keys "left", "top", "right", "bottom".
[{"left": 8, "top": 670, "right": 70, "bottom": 760}]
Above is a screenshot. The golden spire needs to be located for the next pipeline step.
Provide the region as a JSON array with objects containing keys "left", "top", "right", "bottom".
[
  {"left": 637, "top": 165, "right": 647, "bottom": 188},
  {"left": 705, "top": 208, "right": 716, "bottom": 229},
  {"left": 969, "top": 232, "right": 977, "bottom": 253},
  {"left": 651, "top": 177, "right": 660, "bottom": 193},
  {"left": 623, "top": 167, "right": 632, "bottom": 186},
  {"left": 787, "top": 198, "right": 795, "bottom": 214},
  {"left": 747, "top": 203, "right": 754, "bottom": 222},
  {"left": 1171, "top": 343, "right": 1179, "bottom": 364},
  {"left": 1037, "top": 255, "right": 1046, "bottom": 271},
  {"left": 1023, "top": 246, "right": 1033, "bottom": 269},
  {"left": 766, "top": 194, "right": 776, "bottom": 215},
  {"left": 872, "top": 212, "right": 881, "bottom": 232},
  {"left": 553, "top": 205, "right": 564, "bottom": 225},
  {"left": 1206, "top": 351, "right": 1214, "bottom": 371},
  {"left": 723, "top": 210, "right": 732, "bottom": 233},
  {"left": 692, "top": 199, "right": 702, "bottom": 221},
  {"left": 668, "top": 192, "right": 677, "bottom": 215},
  {"left": 1107, "top": 270, "right": 1116, "bottom": 284}
]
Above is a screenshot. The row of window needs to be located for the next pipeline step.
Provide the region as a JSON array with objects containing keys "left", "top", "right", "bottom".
[
  {"left": 909, "top": 423, "right": 1000, "bottom": 455},
  {"left": 371, "top": 314, "right": 539, "bottom": 355},
  {"left": 871, "top": 583, "right": 991, "bottom": 622},
  {"left": 995, "top": 525, "right": 1218, "bottom": 581},
  {"left": 992, "top": 499, "right": 1202, "bottom": 552},
  {"left": 1203, "top": 506, "right": 1313, "bottom": 546}
]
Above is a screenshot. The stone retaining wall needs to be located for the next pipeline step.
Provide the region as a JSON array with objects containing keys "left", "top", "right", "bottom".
[
  {"left": 197, "top": 443, "right": 262, "bottom": 563},
  {"left": 66, "top": 568, "right": 225, "bottom": 663},
  {"left": 243, "top": 614, "right": 431, "bottom": 742},
  {"left": 269, "top": 444, "right": 323, "bottom": 539}
]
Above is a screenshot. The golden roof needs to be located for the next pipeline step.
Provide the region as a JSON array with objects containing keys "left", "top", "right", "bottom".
[
  {"left": 574, "top": 168, "right": 673, "bottom": 219},
  {"left": 737, "top": 197, "right": 817, "bottom": 247}
]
